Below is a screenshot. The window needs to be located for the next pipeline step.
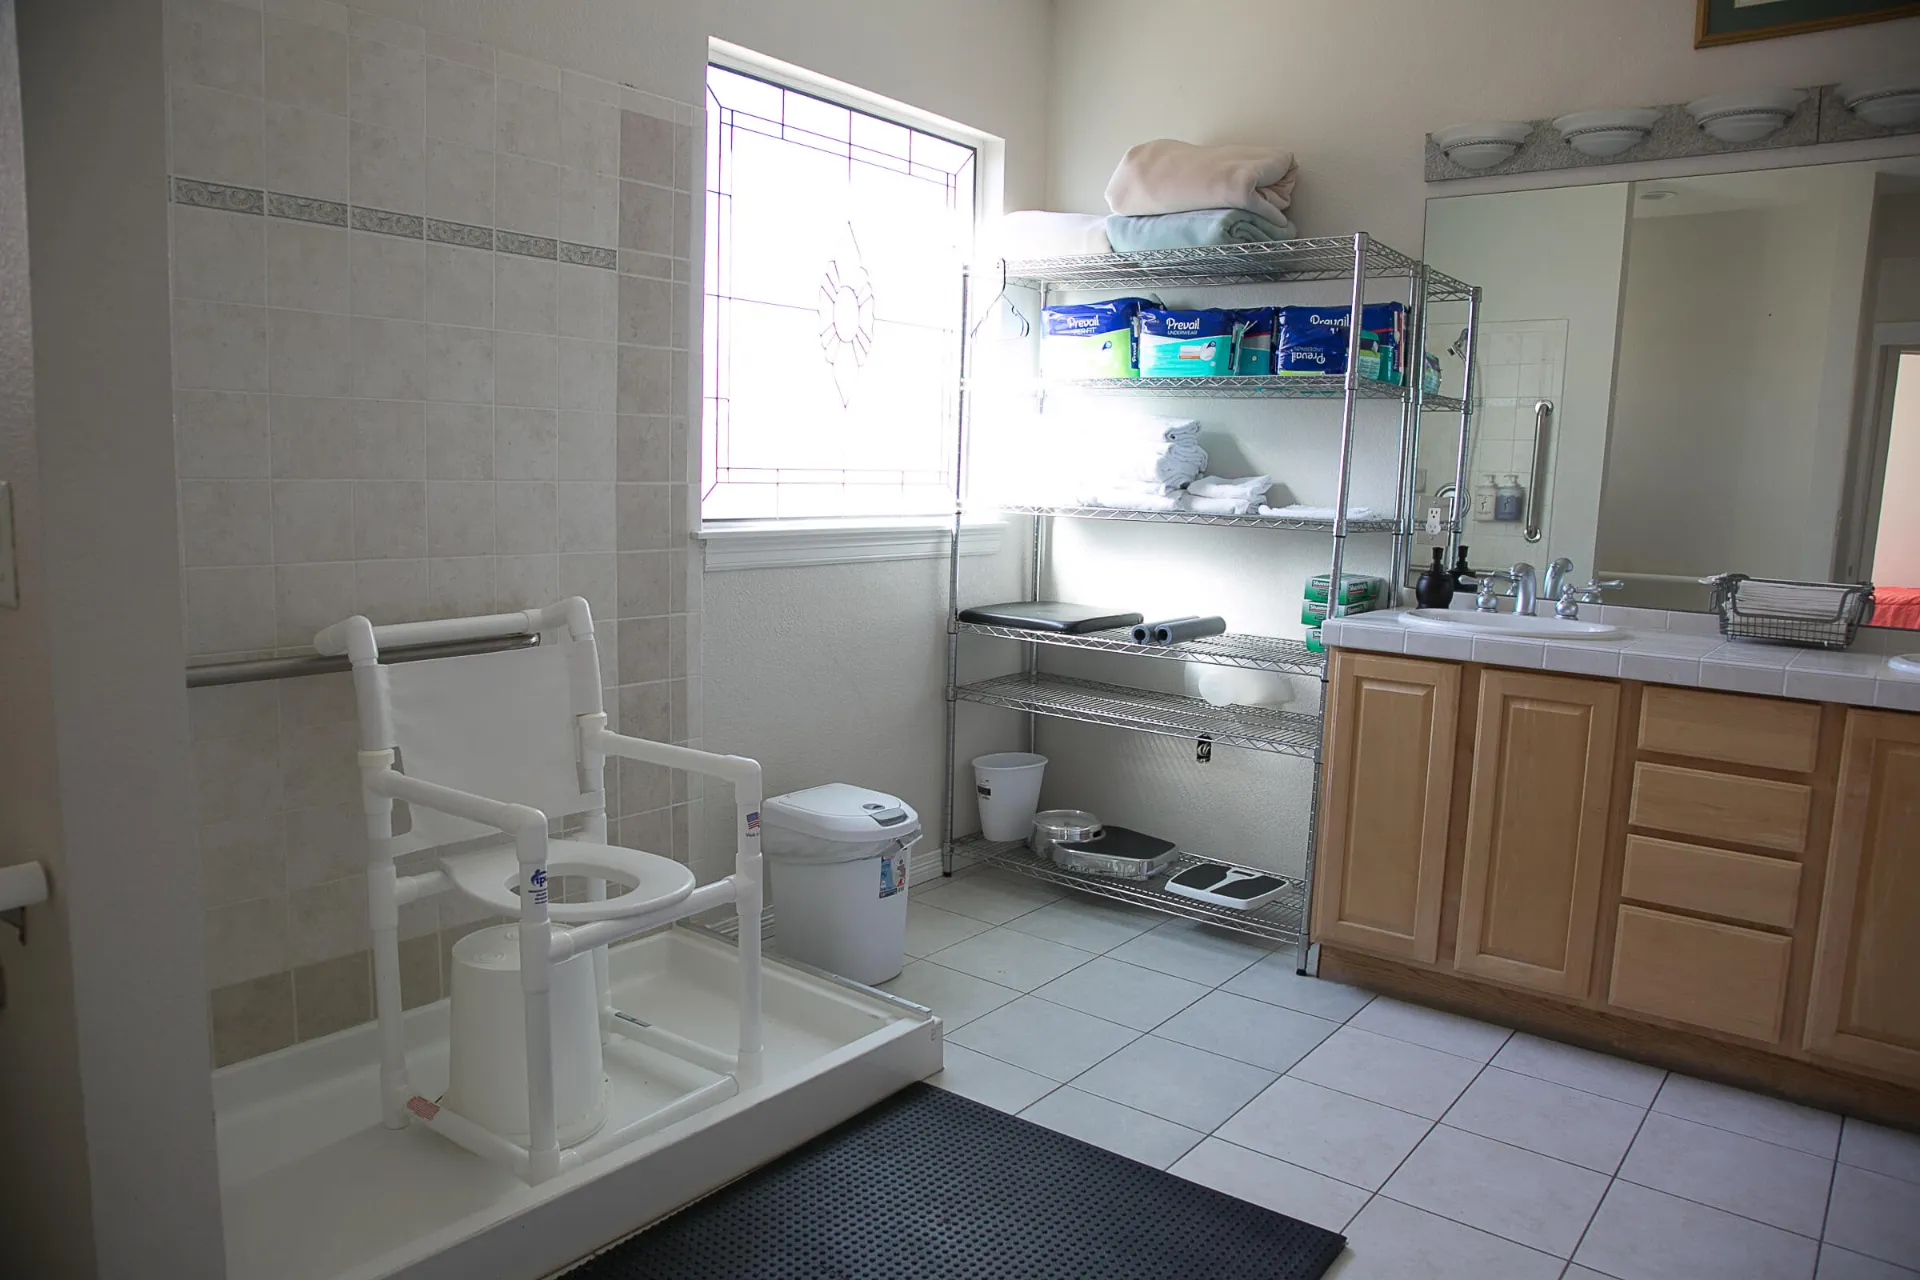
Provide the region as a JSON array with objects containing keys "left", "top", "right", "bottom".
[{"left": 702, "top": 63, "right": 976, "bottom": 523}]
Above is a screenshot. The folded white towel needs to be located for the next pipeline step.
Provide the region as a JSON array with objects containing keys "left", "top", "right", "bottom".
[
  {"left": 1105, "top": 140, "right": 1299, "bottom": 226},
  {"left": 1087, "top": 489, "right": 1182, "bottom": 511},
  {"left": 991, "top": 210, "right": 1111, "bottom": 261},
  {"left": 1258, "top": 503, "right": 1378, "bottom": 521},
  {"left": 1188, "top": 474, "right": 1273, "bottom": 500},
  {"left": 1120, "top": 445, "right": 1207, "bottom": 489},
  {"left": 1182, "top": 494, "right": 1254, "bottom": 516}
]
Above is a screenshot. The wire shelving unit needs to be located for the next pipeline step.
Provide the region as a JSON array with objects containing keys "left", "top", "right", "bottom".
[{"left": 940, "top": 233, "right": 1481, "bottom": 971}]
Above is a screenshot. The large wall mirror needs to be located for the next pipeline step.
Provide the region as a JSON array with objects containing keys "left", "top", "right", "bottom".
[{"left": 1422, "top": 156, "right": 1920, "bottom": 631}]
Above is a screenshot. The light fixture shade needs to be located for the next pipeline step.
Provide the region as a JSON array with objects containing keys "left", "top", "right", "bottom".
[
  {"left": 1553, "top": 107, "right": 1660, "bottom": 158},
  {"left": 1431, "top": 121, "right": 1533, "bottom": 170},
  {"left": 1685, "top": 88, "right": 1807, "bottom": 143},
  {"left": 1839, "top": 74, "right": 1920, "bottom": 128}
]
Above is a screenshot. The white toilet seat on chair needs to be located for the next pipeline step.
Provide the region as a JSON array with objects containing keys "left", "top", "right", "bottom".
[{"left": 439, "top": 841, "right": 696, "bottom": 924}]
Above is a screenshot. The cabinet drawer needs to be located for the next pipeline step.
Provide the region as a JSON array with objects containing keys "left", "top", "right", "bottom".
[
  {"left": 1638, "top": 687, "right": 1819, "bottom": 773},
  {"left": 1621, "top": 835, "right": 1803, "bottom": 929},
  {"left": 1608, "top": 905, "right": 1792, "bottom": 1043},
  {"left": 1629, "top": 762, "right": 1812, "bottom": 853}
]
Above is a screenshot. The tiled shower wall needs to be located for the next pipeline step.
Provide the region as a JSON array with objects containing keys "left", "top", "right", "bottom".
[{"left": 163, "top": 0, "right": 704, "bottom": 1065}]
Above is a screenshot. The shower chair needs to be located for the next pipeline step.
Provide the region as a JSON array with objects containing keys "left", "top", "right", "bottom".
[{"left": 313, "top": 597, "right": 764, "bottom": 1186}]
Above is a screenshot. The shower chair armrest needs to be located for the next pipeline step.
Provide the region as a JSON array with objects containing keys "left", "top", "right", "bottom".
[
  {"left": 585, "top": 727, "right": 762, "bottom": 790},
  {"left": 363, "top": 767, "right": 549, "bottom": 841}
]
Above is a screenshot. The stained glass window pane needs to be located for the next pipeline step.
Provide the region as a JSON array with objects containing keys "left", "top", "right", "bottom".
[{"left": 703, "top": 64, "right": 975, "bottom": 522}]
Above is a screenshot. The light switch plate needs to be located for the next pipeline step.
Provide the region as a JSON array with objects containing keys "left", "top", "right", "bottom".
[{"left": 0, "top": 481, "right": 16, "bottom": 608}]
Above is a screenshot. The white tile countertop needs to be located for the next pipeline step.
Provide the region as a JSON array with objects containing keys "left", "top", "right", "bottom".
[{"left": 1322, "top": 606, "right": 1920, "bottom": 713}]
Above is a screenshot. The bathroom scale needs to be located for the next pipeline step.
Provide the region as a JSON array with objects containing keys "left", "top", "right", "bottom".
[
  {"left": 956, "top": 601, "right": 1145, "bottom": 634},
  {"left": 1164, "top": 861, "right": 1289, "bottom": 910}
]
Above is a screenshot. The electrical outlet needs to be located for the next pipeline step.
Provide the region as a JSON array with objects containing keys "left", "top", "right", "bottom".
[
  {"left": 1425, "top": 505, "right": 1445, "bottom": 536},
  {"left": 0, "top": 482, "right": 16, "bottom": 609}
]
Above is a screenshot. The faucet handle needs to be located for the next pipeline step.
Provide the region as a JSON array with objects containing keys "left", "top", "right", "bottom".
[{"left": 1588, "top": 578, "right": 1625, "bottom": 592}]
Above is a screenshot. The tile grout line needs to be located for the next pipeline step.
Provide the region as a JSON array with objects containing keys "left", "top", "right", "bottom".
[{"left": 1564, "top": 1083, "right": 1663, "bottom": 1273}]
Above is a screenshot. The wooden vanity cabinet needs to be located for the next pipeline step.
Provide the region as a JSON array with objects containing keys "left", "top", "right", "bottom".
[
  {"left": 1453, "top": 670, "right": 1618, "bottom": 997},
  {"left": 1804, "top": 710, "right": 1920, "bottom": 1085},
  {"left": 1311, "top": 653, "right": 1458, "bottom": 963}
]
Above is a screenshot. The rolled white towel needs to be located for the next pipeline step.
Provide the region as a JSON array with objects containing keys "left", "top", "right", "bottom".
[
  {"left": 1258, "top": 503, "right": 1378, "bottom": 521},
  {"left": 1088, "top": 488, "right": 1183, "bottom": 511},
  {"left": 1105, "top": 140, "right": 1300, "bottom": 225},
  {"left": 1182, "top": 494, "right": 1255, "bottom": 516},
  {"left": 1188, "top": 474, "right": 1273, "bottom": 500}
]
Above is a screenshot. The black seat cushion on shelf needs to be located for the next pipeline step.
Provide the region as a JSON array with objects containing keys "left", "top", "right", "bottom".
[
  {"left": 566, "top": 1082, "right": 1346, "bottom": 1280},
  {"left": 957, "top": 601, "right": 1145, "bottom": 633}
]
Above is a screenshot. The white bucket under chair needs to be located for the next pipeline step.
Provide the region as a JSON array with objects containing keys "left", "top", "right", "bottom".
[{"left": 312, "top": 597, "right": 765, "bottom": 1186}]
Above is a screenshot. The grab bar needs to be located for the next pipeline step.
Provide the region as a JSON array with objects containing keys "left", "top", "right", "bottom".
[
  {"left": 1523, "top": 399, "right": 1552, "bottom": 544},
  {"left": 185, "top": 632, "right": 540, "bottom": 688}
]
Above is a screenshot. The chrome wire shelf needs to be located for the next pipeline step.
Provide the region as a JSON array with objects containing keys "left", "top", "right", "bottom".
[
  {"left": 999, "top": 236, "right": 1473, "bottom": 302},
  {"left": 986, "top": 503, "right": 1398, "bottom": 533},
  {"left": 954, "top": 672, "right": 1321, "bottom": 758},
  {"left": 955, "top": 836, "right": 1306, "bottom": 945},
  {"left": 1029, "top": 374, "right": 1464, "bottom": 412},
  {"left": 956, "top": 622, "right": 1325, "bottom": 675}
]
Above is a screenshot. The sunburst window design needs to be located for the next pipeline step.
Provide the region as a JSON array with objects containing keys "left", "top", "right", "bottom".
[
  {"left": 703, "top": 64, "right": 976, "bottom": 521},
  {"left": 817, "top": 229, "right": 875, "bottom": 407}
]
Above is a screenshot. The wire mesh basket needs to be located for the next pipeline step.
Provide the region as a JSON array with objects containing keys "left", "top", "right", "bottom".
[{"left": 1704, "top": 574, "right": 1876, "bottom": 649}]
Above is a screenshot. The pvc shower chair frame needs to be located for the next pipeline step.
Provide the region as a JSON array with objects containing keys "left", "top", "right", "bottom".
[{"left": 314, "top": 597, "right": 764, "bottom": 1187}]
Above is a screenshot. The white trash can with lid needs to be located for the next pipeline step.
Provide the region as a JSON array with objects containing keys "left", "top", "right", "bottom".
[{"left": 761, "top": 782, "right": 920, "bottom": 985}]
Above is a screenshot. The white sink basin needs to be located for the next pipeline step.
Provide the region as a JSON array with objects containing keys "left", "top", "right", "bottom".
[
  {"left": 1890, "top": 654, "right": 1920, "bottom": 677},
  {"left": 1398, "top": 608, "right": 1627, "bottom": 641}
]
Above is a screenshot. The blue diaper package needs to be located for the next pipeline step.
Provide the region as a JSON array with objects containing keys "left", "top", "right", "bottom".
[
  {"left": 1276, "top": 302, "right": 1406, "bottom": 379},
  {"left": 1041, "top": 296, "right": 1155, "bottom": 380},
  {"left": 1139, "top": 307, "right": 1239, "bottom": 377},
  {"left": 1230, "top": 307, "right": 1276, "bottom": 375}
]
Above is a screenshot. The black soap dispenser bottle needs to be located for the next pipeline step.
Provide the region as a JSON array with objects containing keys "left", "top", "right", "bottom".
[
  {"left": 1415, "top": 546, "right": 1454, "bottom": 608},
  {"left": 1450, "top": 545, "right": 1476, "bottom": 595}
]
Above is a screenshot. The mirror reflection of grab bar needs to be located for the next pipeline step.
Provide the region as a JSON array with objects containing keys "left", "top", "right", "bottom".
[{"left": 1524, "top": 399, "right": 1552, "bottom": 544}]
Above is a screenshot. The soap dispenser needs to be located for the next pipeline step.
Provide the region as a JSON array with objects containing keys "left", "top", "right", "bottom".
[
  {"left": 1450, "top": 545, "right": 1476, "bottom": 594},
  {"left": 1473, "top": 473, "right": 1500, "bottom": 522},
  {"left": 1494, "top": 474, "right": 1525, "bottom": 522},
  {"left": 1415, "top": 546, "right": 1455, "bottom": 608}
]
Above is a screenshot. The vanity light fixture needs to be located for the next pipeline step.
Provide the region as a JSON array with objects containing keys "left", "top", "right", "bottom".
[
  {"left": 1552, "top": 107, "right": 1660, "bottom": 158},
  {"left": 1838, "top": 73, "right": 1920, "bottom": 128},
  {"left": 1431, "top": 121, "right": 1533, "bottom": 170},
  {"left": 1685, "top": 88, "right": 1807, "bottom": 143},
  {"left": 1638, "top": 187, "right": 1675, "bottom": 201}
]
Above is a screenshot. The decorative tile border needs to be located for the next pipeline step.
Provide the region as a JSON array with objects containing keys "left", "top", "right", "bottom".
[{"left": 168, "top": 175, "right": 620, "bottom": 269}]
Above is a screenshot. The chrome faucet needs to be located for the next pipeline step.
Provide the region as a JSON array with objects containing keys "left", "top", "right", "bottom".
[
  {"left": 1555, "top": 575, "right": 1626, "bottom": 620},
  {"left": 1473, "top": 561, "right": 1539, "bottom": 615},
  {"left": 1543, "top": 557, "right": 1574, "bottom": 603}
]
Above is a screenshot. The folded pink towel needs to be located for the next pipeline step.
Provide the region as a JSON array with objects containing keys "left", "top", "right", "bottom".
[{"left": 1105, "top": 140, "right": 1299, "bottom": 226}]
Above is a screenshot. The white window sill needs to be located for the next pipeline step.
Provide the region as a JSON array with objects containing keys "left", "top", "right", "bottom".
[{"left": 697, "top": 517, "right": 1007, "bottom": 571}]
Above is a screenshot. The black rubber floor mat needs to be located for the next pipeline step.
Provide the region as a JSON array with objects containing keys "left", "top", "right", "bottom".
[{"left": 566, "top": 1081, "right": 1346, "bottom": 1280}]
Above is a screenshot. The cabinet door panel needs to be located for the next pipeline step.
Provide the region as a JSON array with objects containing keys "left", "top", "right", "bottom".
[
  {"left": 1454, "top": 670, "right": 1618, "bottom": 996},
  {"left": 1609, "top": 905, "right": 1792, "bottom": 1043},
  {"left": 1805, "top": 711, "right": 1920, "bottom": 1083},
  {"left": 1313, "top": 653, "right": 1459, "bottom": 963}
]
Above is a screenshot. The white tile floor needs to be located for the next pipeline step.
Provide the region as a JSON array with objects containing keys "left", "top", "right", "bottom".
[{"left": 889, "top": 867, "right": 1920, "bottom": 1280}]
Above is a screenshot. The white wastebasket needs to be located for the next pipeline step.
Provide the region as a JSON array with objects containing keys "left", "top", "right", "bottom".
[
  {"left": 972, "top": 752, "right": 1047, "bottom": 842},
  {"left": 761, "top": 783, "right": 920, "bottom": 985}
]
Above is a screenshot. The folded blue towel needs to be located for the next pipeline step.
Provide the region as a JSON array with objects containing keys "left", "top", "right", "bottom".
[{"left": 1105, "top": 207, "right": 1296, "bottom": 252}]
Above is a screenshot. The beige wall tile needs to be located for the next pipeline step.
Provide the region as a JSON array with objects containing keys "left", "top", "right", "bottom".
[
  {"left": 557, "top": 338, "right": 615, "bottom": 413},
  {"left": 424, "top": 403, "right": 493, "bottom": 478},
  {"left": 561, "top": 94, "right": 617, "bottom": 176},
  {"left": 194, "top": 733, "right": 284, "bottom": 829},
  {"left": 495, "top": 254, "right": 556, "bottom": 334},
  {"left": 558, "top": 552, "right": 614, "bottom": 622},
  {"left": 272, "top": 478, "right": 354, "bottom": 562},
  {"left": 278, "top": 670, "right": 355, "bottom": 725},
  {"left": 174, "top": 298, "right": 269, "bottom": 391},
  {"left": 353, "top": 557, "right": 428, "bottom": 622},
  {"left": 210, "top": 972, "right": 296, "bottom": 1066},
  {"left": 281, "top": 718, "right": 360, "bottom": 810},
  {"left": 266, "top": 219, "right": 348, "bottom": 313},
  {"left": 557, "top": 265, "right": 615, "bottom": 342},
  {"left": 424, "top": 480, "right": 494, "bottom": 556},
  {"left": 617, "top": 272, "right": 670, "bottom": 348},
  {"left": 173, "top": 82, "right": 265, "bottom": 188},
  {"left": 275, "top": 560, "right": 355, "bottom": 647},
  {"left": 495, "top": 480, "right": 558, "bottom": 553},
  {"left": 560, "top": 167, "right": 617, "bottom": 248},
  {"left": 425, "top": 55, "right": 492, "bottom": 149},
  {"left": 170, "top": 0, "right": 264, "bottom": 97},
  {"left": 496, "top": 154, "right": 559, "bottom": 238},
  {"left": 494, "top": 50, "right": 557, "bottom": 91},
  {"left": 351, "top": 479, "right": 427, "bottom": 558},
  {"left": 558, "top": 411, "right": 613, "bottom": 479},
  {"left": 615, "top": 342, "right": 669, "bottom": 416},
  {"left": 424, "top": 29, "right": 489, "bottom": 71},
  {"left": 557, "top": 481, "right": 613, "bottom": 553},
  {"left": 266, "top": 102, "right": 349, "bottom": 201},
  {"left": 618, "top": 615, "right": 667, "bottom": 687},
  {"left": 616, "top": 413, "right": 669, "bottom": 482},
  {"left": 265, "top": 13, "right": 347, "bottom": 114},
  {"left": 200, "top": 815, "right": 287, "bottom": 907},
  {"left": 177, "top": 390, "right": 271, "bottom": 479},
  {"left": 288, "top": 874, "right": 368, "bottom": 965},
  {"left": 616, "top": 549, "right": 666, "bottom": 618},
  {"left": 268, "top": 307, "right": 352, "bottom": 396},
  {"left": 351, "top": 398, "right": 425, "bottom": 477},
  {"left": 349, "top": 230, "right": 425, "bottom": 318},
  {"left": 617, "top": 179, "right": 670, "bottom": 254},
  {"left": 173, "top": 205, "right": 266, "bottom": 305},
  {"left": 399, "top": 934, "right": 440, "bottom": 1009},
  {"left": 205, "top": 896, "right": 290, "bottom": 986},
  {"left": 284, "top": 801, "right": 366, "bottom": 888},
  {"left": 427, "top": 555, "right": 496, "bottom": 616},
  {"left": 270, "top": 394, "right": 356, "bottom": 478},
  {"left": 293, "top": 951, "right": 372, "bottom": 1039},
  {"left": 494, "top": 330, "right": 557, "bottom": 408},
  {"left": 188, "top": 680, "right": 277, "bottom": 742},
  {"left": 349, "top": 119, "right": 424, "bottom": 213},
  {"left": 495, "top": 406, "right": 557, "bottom": 479},
  {"left": 424, "top": 323, "right": 494, "bottom": 404},
  {"left": 424, "top": 138, "right": 491, "bottom": 226},
  {"left": 348, "top": 32, "right": 423, "bottom": 133},
  {"left": 186, "top": 564, "right": 278, "bottom": 654},
  {"left": 181, "top": 478, "right": 273, "bottom": 566},
  {"left": 425, "top": 243, "right": 492, "bottom": 327},
  {"left": 496, "top": 77, "right": 560, "bottom": 164},
  {"left": 496, "top": 553, "right": 557, "bottom": 610},
  {"left": 349, "top": 316, "right": 426, "bottom": 399},
  {"left": 620, "top": 109, "right": 672, "bottom": 187},
  {"left": 615, "top": 482, "right": 668, "bottom": 552}
]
